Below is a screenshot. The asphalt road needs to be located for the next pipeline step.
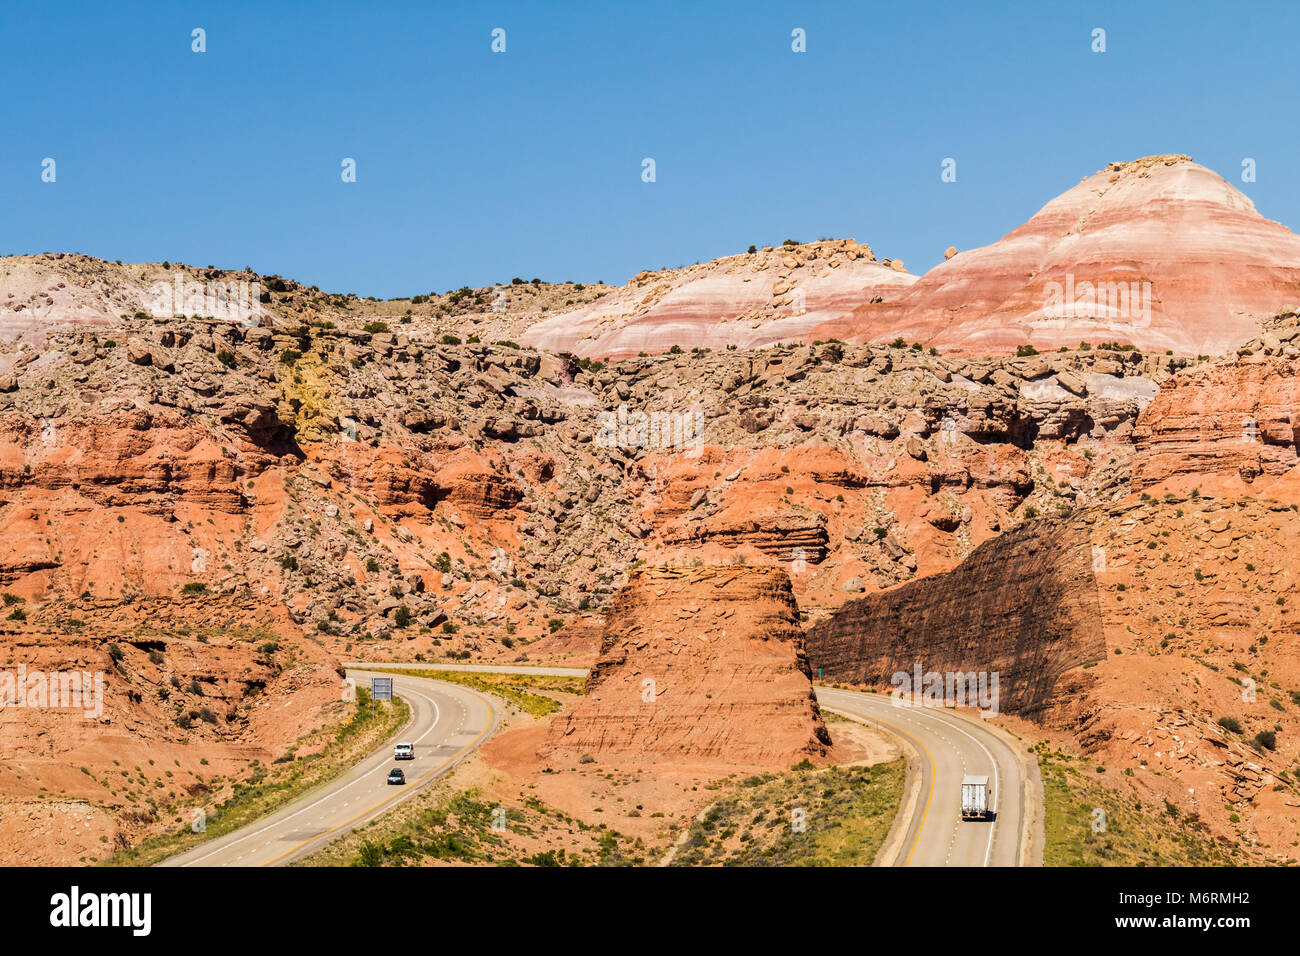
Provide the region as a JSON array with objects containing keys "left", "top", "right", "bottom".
[
  {"left": 158, "top": 662, "right": 1035, "bottom": 868},
  {"left": 159, "top": 669, "right": 498, "bottom": 868},
  {"left": 818, "top": 686, "right": 1034, "bottom": 867}
]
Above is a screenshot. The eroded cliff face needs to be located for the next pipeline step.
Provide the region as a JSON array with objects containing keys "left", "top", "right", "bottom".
[
  {"left": 0, "top": 305, "right": 1184, "bottom": 659},
  {"left": 1132, "top": 309, "right": 1300, "bottom": 501},
  {"left": 806, "top": 484, "right": 1300, "bottom": 856},
  {"left": 805, "top": 516, "right": 1106, "bottom": 718},
  {"left": 542, "top": 566, "right": 831, "bottom": 766}
]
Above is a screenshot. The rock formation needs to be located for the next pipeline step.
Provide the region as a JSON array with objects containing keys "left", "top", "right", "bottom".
[
  {"left": 813, "top": 156, "right": 1300, "bottom": 356},
  {"left": 518, "top": 239, "right": 915, "bottom": 359},
  {"left": 542, "top": 566, "right": 831, "bottom": 765},
  {"left": 804, "top": 516, "right": 1106, "bottom": 717},
  {"left": 1132, "top": 308, "right": 1300, "bottom": 499}
]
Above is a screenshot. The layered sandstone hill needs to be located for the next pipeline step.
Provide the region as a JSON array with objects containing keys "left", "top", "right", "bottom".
[
  {"left": 516, "top": 239, "right": 916, "bottom": 359},
  {"left": 1132, "top": 308, "right": 1300, "bottom": 501},
  {"left": 801, "top": 320, "right": 1300, "bottom": 854},
  {"left": 541, "top": 566, "right": 831, "bottom": 766},
  {"left": 813, "top": 156, "right": 1300, "bottom": 357},
  {"left": 805, "top": 517, "right": 1105, "bottom": 718}
]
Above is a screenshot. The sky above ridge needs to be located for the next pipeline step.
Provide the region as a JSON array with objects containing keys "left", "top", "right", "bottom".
[{"left": 3, "top": 0, "right": 1298, "bottom": 297}]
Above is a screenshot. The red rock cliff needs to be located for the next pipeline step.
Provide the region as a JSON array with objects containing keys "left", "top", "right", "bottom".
[
  {"left": 542, "top": 565, "right": 831, "bottom": 766},
  {"left": 804, "top": 516, "right": 1106, "bottom": 718}
]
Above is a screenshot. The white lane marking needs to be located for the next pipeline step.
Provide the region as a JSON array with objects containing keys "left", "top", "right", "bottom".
[
  {"left": 822, "top": 689, "right": 1003, "bottom": 868},
  {"left": 891, "top": 701, "right": 1001, "bottom": 868},
  {"left": 179, "top": 679, "right": 443, "bottom": 866}
]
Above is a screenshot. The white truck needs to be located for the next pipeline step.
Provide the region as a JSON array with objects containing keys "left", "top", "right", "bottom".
[
  {"left": 961, "top": 774, "right": 991, "bottom": 820},
  {"left": 393, "top": 742, "right": 415, "bottom": 760}
]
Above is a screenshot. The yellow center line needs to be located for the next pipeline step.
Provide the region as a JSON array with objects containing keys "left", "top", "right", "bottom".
[
  {"left": 258, "top": 686, "right": 496, "bottom": 867},
  {"left": 825, "top": 698, "right": 936, "bottom": 868}
]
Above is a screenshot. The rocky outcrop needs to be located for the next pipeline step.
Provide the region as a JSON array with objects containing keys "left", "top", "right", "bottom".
[
  {"left": 805, "top": 516, "right": 1105, "bottom": 718},
  {"left": 542, "top": 566, "right": 831, "bottom": 765},
  {"left": 659, "top": 510, "right": 830, "bottom": 563},
  {"left": 518, "top": 239, "right": 916, "bottom": 359},
  {"left": 813, "top": 156, "right": 1300, "bottom": 357},
  {"left": 0, "top": 410, "right": 253, "bottom": 514},
  {"left": 1132, "top": 309, "right": 1300, "bottom": 495}
]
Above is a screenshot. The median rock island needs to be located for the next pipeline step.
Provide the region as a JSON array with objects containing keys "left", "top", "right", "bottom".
[{"left": 541, "top": 565, "right": 832, "bottom": 767}]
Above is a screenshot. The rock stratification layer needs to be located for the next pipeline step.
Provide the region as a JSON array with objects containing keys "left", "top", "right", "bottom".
[
  {"left": 1132, "top": 308, "right": 1300, "bottom": 498},
  {"left": 542, "top": 566, "right": 831, "bottom": 765},
  {"left": 518, "top": 239, "right": 916, "bottom": 360},
  {"left": 804, "top": 517, "right": 1105, "bottom": 718},
  {"left": 813, "top": 155, "right": 1300, "bottom": 357}
]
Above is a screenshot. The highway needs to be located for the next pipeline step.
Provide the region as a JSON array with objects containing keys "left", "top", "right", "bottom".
[
  {"left": 817, "top": 686, "right": 1038, "bottom": 867},
  {"left": 159, "top": 669, "right": 498, "bottom": 868},
  {"left": 158, "top": 663, "right": 1038, "bottom": 868}
]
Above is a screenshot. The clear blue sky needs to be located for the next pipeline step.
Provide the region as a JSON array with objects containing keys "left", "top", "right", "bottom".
[{"left": 4, "top": 0, "right": 1298, "bottom": 297}]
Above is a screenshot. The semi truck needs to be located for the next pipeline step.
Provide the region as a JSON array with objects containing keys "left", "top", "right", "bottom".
[{"left": 961, "top": 774, "right": 991, "bottom": 820}]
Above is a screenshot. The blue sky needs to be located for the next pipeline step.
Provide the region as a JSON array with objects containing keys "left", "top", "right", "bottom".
[{"left": 4, "top": 0, "right": 1299, "bottom": 297}]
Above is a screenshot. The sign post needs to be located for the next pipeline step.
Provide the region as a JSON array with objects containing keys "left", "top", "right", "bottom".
[{"left": 371, "top": 676, "right": 393, "bottom": 716}]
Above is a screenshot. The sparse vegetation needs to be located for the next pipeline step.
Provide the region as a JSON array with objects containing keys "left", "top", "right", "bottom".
[
  {"left": 671, "top": 761, "right": 904, "bottom": 866},
  {"left": 107, "top": 688, "right": 409, "bottom": 867}
]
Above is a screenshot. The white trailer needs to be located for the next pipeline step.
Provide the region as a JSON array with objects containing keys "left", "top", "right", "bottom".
[{"left": 961, "top": 774, "right": 991, "bottom": 820}]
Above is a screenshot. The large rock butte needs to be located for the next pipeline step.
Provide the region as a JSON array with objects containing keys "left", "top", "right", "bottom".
[
  {"left": 541, "top": 565, "right": 832, "bottom": 766},
  {"left": 813, "top": 155, "right": 1300, "bottom": 357}
]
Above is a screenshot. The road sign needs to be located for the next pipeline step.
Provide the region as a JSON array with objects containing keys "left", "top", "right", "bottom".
[{"left": 371, "top": 677, "right": 393, "bottom": 701}]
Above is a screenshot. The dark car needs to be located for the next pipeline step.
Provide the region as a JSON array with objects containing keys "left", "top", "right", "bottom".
[{"left": 386, "top": 768, "right": 406, "bottom": 785}]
